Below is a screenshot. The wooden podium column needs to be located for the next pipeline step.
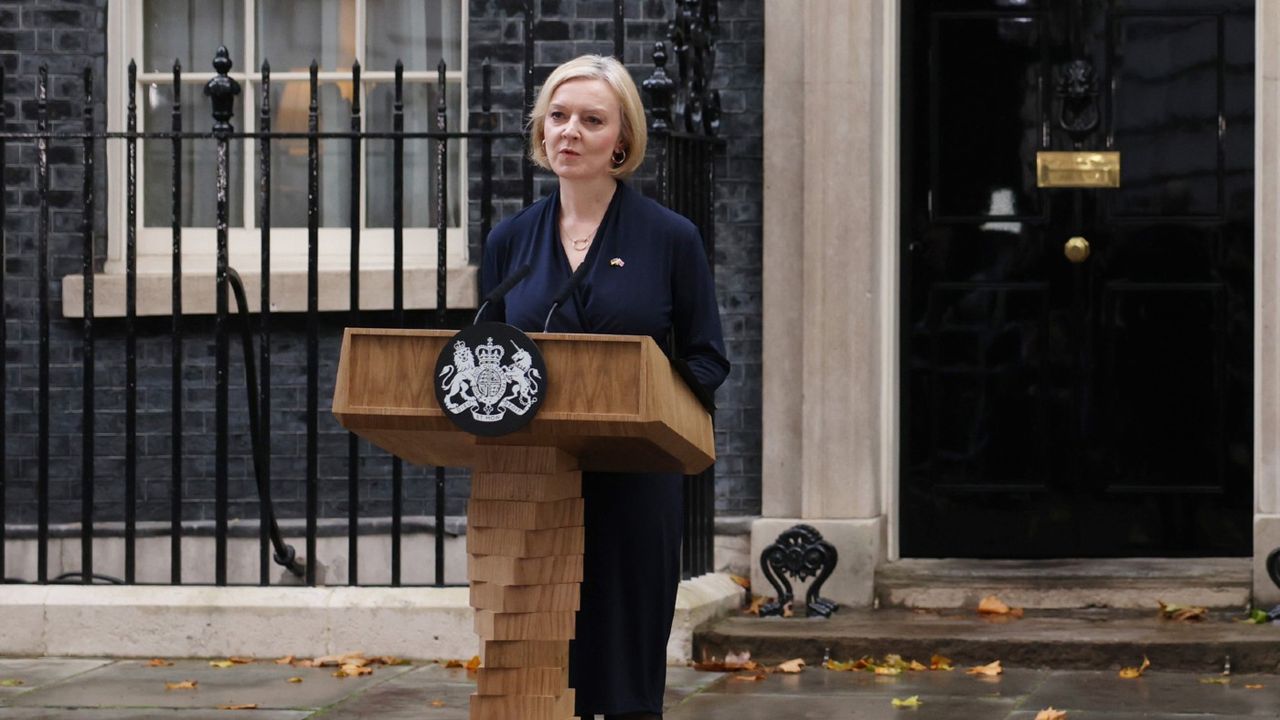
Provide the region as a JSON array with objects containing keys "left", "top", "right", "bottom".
[{"left": 467, "top": 447, "right": 584, "bottom": 720}]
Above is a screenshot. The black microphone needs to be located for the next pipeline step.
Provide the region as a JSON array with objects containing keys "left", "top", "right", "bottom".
[
  {"left": 473, "top": 264, "right": 531, "bottom": 324},
  {"left": 543, "top": 261, "right": 591, "bottom": 332}
]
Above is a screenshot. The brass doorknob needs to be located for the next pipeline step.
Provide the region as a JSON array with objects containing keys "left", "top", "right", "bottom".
[{"left": 1064, "top": 236, "right": 1090, "bottom": 263}]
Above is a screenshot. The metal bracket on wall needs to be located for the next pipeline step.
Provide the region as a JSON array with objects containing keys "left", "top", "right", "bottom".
[{"left": 759, "top": 524, "right": 839, "bottom": 619}]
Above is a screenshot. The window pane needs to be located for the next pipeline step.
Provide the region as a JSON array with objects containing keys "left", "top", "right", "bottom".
[
  {"left": 143, "top": 0, "right": 245, "bottom": 75},
  {"left": 143, "top": 83, "right": 245, "bottom": 227},
  {"left": 365, "top": 82, "right": 461, "bottom": 227},
  {"left": 266, "top": 82, "right": 353, "bottom": 227},
  {"left": 257, "top": 0, "right": 357, "bottom": 72},
  {"left": 365, "top": 0, "right": 462, "bottom": 71}
]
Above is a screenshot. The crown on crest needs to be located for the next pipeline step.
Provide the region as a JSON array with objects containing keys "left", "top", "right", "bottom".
[{"left": 475, "top": 337, "right": 504, "bottom": 365}]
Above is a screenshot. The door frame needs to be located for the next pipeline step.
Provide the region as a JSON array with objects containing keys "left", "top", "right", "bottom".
[{"left": 757, "top": 0, "right": 1276, "bottom": 604}]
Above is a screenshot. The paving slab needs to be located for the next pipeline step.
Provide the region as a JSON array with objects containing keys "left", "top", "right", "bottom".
[
  {"left": 667, "top": 693, "right": 1020, "bottom": 720},
  {"left": 309, "top": 665, "right": 474, "bottom": 719},
  {"left": 310, "top": 663, "right": 727, "bottom": 719},
  {"left": 0, "top": 659, "right": 112, "bottom": 701},
  {"left": 660, "top": 665, "right": 727, "bottom": 707},
  {"left": 0, "top": 711, "right": 310, "bottom": 720},
  {"left": 4, "top": 659, "right": 414, "bottom": 711},
  {"left": 1022, "top": 671, "right": 1280, "bottom": 716},
  {"left": 1005, "top": 715, "right": 1266, "bottom": 720}
]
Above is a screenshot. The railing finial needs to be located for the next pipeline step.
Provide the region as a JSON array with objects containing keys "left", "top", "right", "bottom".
[
  {"left": 205, "top": 46, "right": 241, "bottom": 133},
  {"left": 642, "top": 42, "right": 675, "bottom": 134}
]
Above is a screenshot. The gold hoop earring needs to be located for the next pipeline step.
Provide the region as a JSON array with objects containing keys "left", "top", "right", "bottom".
[{"left": 612, "top": 148, "right": 627, "bottom": 166}]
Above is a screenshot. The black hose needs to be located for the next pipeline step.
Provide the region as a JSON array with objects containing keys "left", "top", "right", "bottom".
[
  {"left": 5, "top": 271, "right": 304, "bottom": 585},
  {"left": 227, "top": 268, "right": 305, "bottom": 577}
]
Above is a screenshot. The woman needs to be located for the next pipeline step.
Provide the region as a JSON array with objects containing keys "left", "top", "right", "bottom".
[{"left": 479, "top": 55, "right": 730, "bottom": 720}]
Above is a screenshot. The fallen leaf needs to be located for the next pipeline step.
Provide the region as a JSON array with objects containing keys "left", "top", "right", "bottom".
[
  {"left": 730, "top": 672, "right": 767, "bottom": 682},
  {"left": 274, "top": 655, "right": 295, "bottom": 665},
  {"left": 1242, "top": 609, "right": 1271, "bottom": 624},
  {"left": 216, "top": 704, "right": 258, "bottom": 710},
  {"left": 782, "top": 601, "right": 795, "bottom": 618},
  {"left": 430, "top": 699, "right": 447, "bottom": 707},
  {"left": 1034, "top": 709, "right": 1067, "bottom": 720},
  {"left": 930, "top": 654, "right": 954, "bottom": 671},
  {"left": 1200, "top": 677, "right": 1230, "bottom": 685},
  {"left": 729, "top": 574, "right": 751, "bottom": 590},
  {"left": 443, "top": 659, "right": 465, "bottom": 669},
  {"left": 228, "top": 656, "right": 253, "bottom": 665},
  {"left": 333, "top": 664, "right": 373, "bottom": 678},
  {"left": 777, "top": 658, "right": 806, "bottom": 673},
  {"left": 165, "top": 680, "right": 198, "bottom": 691},
  {"left": 824, "top": 659, "right": 858, "bottom": 671},
  {"left": 465, "top": 655, "right": 482, "bottom": 672},
  {"left": 882, "top": 654, "right": 909, "bottom": 670},
  {"left": 147, "top": 659, "right": 173, "bottom": 667},
  {"left": 908, "top": 659, "right": 928, "bottom": 672},
  {"left": 1159, "top": 601, "right": 1207, "bottom": 622},
  {"left": 209, "top": 660, "right": 236, "bottom": 669},
  {"left": 966, "top": 660, "right": 1003, "bottom": 677},
  {"left": 314, "top": 652, "right": 366, "bottom": 668},
  {"left": 0, "top": 679, "right": 24, "bottom": 687},
  {"left": 744, "top": 595, "right": 767, "bottom": 616},
  {"left": 721, "top": 652, "right": 758, "bottom": 671},
  {"left": 874, "top": 666, "right": 903, "bottom": 676},
  {"left": 287, "top": 677, "right": 303, "bottom": 684},
  {"left": 1245, "top": 684, "right": 1264, "bottom": 690},
  {"left": 978, "top": 595, "right": 1012, "bottom": 614},
  {"left": 891, "top": 695, "right": 922, "bottom": 708},
  {"left": 375, "top": 656, "right": 410, "bottom": 666},
  {"left": 692, "top": 653, "right": 759, "bottom": 672},
  {"left": 1118, "top": 656, "right": 1150, "bottom": 679}
]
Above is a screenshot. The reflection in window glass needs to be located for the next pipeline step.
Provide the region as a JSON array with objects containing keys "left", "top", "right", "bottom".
[
  {"left": 143, "top": 0, "right": 244, "bottom": 74},
  {"left": 257, "top": 0, "right": 357, "bottom": 72},
  {"left": 268, "top": 82, "right": 353, "bottom": 227},
  {"left": 365, "top": 82, "right": 462, "bottom": 227},
  {"left": 366, "top": 0, "right": 461, "bottom": 71},
  {"left": 142, "top": 83, "right": 244, "bottom": 227}
]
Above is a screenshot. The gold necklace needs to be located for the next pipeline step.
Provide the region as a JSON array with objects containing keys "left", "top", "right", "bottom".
[{"left": 565, "top": 224, "right": 597, "bottom": 252}]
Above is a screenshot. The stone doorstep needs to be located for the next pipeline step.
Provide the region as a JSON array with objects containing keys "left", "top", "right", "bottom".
[
  {"left": 695, "top": 609, "right": 1280, "bottom": 673},
  {"left": 0, "top": 573, "right": 745, "bottom": 666},
  {"left": 875, "top": 558, "right": 1255, "bottom": 611}
]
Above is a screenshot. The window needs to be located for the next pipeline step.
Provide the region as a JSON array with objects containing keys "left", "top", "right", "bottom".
[{"left": 86, "top": 0, "right": 473, "bottom": 316}]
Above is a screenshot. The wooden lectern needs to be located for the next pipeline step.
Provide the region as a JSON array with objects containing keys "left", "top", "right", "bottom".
[{"left": 332, "top": 328, "right": 715, "bottom": 720}]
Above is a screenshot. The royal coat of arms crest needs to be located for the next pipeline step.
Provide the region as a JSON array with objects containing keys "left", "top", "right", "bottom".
[{"left": 433, "top": 323, "right": 546, "bottom": 435}]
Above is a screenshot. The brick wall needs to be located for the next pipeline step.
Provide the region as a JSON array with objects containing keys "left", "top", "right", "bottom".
[{"left": 0, "top": 0, "right": 763, "bottom": 533}]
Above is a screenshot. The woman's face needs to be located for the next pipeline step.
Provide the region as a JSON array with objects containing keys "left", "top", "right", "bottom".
[{"left": 543, "top": 77, "right": 624, "bottom": 181}]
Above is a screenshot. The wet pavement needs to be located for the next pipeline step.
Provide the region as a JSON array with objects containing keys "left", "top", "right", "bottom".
[
  {"left": 666, "top": 664, "right": 1280, "bottom": 719},
  {"left": 2, "top": 657, "right": 1279, "bottom": 719}
]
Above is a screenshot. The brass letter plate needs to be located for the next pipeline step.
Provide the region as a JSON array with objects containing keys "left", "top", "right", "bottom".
[{"left": 1036, "top": 151, "right": 1121, "bottom": 188}]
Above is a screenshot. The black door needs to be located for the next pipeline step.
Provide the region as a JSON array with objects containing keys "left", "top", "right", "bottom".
[{"left": 900, "top": 0, "right": 1254, "bottom": 558}]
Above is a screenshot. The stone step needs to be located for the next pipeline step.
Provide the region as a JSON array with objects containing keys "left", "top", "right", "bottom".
[
  {"left": 693, "top": 608, "right": 1280, "bottom": 672},
  {"left": 875, "top": 558, "right": 1253, "bottom": 611}
]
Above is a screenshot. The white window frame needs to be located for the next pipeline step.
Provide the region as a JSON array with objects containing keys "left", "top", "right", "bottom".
[{"left": 74, "top": 0, "right": 476, "bottom": 317}]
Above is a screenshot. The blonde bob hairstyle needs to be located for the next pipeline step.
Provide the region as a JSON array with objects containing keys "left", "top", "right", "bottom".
[{"left": 527, "top": 55, "right": 648, "bottom": 178}]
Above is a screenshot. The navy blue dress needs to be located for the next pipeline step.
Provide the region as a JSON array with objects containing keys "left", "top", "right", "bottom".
[{"left": 480, "top": 180, "right": 729, "bottom": 716}]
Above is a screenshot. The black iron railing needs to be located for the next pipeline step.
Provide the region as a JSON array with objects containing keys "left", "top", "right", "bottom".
[{"left": 0, "top": 0, "right": 724, "bottom": 588}]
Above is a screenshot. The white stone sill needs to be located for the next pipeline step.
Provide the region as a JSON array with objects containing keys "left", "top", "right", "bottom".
[
  {"left": 60, "top": 263, "right": 479, "bottom": 318},
  {"left": 0, "top": 573, "right": 747, "bottom": 664}
]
